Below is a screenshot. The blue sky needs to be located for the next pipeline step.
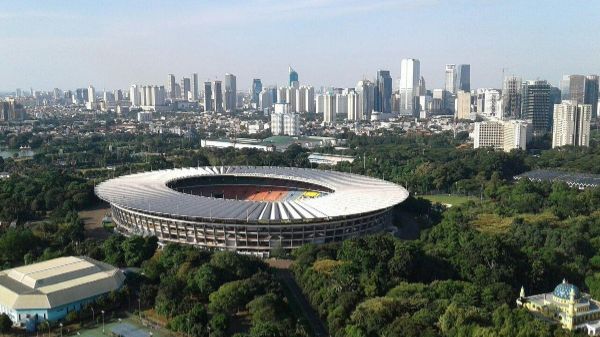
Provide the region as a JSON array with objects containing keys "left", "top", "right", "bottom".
[{"left": 1, "top": 0, "right": 599, "bottom": 91}]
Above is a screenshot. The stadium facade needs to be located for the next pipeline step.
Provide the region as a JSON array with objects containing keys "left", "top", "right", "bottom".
[
  {"left": 0, "top": 256, "right": 125, "bottom": 331},
  {"left": 95, "top": 166, "right": 409, "bottom": 257}
]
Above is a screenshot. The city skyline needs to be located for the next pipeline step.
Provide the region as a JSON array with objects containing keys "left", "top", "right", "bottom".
[{"left": 2, "top": 0, "right": 599, "bottom": 91}]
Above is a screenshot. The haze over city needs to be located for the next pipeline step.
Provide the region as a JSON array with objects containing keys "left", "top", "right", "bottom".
[{"left": 2, "top": 0, "right": 599, "bottom": 91}]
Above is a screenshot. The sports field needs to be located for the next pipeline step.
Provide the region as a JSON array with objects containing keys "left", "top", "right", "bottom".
[
  {"left": 69, "top": 314, "right": 173, "bottom": 337},
  {"left": 420, "top": 194, "right": 477, "bottom": 207}
]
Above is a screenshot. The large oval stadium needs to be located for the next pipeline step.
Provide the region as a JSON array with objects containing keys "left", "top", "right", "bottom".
[{"left": 95, "top": 166, "right": 409, "bottom": 257}]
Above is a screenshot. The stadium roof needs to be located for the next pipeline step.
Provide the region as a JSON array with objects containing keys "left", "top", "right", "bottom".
[
  {"left": 0, "top": 256, "right": 125, "bottom": 310},
  {"left": 515, "top": 170, "right": 600, "bottom": 189},
  {"left": 95, "top": 166, "right": 409, "bottom": 222}
]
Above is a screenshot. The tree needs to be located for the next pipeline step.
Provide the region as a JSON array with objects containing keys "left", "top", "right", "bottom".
[{"left": 0, "top": 313, "right": 12, "bottom": 333}]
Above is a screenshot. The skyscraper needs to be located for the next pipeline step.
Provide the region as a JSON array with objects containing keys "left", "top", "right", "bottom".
[
  {"left": 502, "top": 76, "right": 522, "bottom": 119},
  {"left": 568, "top": 75, "right": 586, "bottom": 104},
  {"left": 522, "top": 80, "right": 552, "bottom": 134},
  {"left": 87, "top": 85, "right": 96, "bottom": 103},
  {"left": 347, "top": 91, "right": 360, "bottom": 121},
  {"left": 399, "top": 58, "right": 420, "bottom": 116},
  {"left": 356, "top": 80, "right": 374, "bottom": 120},
  {"left": 203, "top": 82, "right": 212, "bottom": 111},
  {"left": 455, "top": 90, "right": 471, "bottom": 120},
  {"left": 585, "top": 75, "right": 599, "bottom": 119},
  {"left": 456, "top": 64, "right": 470, "bottom": 92},
  {"left": 375, "top": 70, "right": 392, "bottom": 114},
  {"left": 445, "top": 64, "right": 457, "bottom": 94},
  {"left": 289, "top": 66, "right": 299, "bottom": 87},
  {"left": 552, "top": 101, "right": 592, "bottom": 148},
  {"left": 168, "top": 74, "right": 176, "bottom": 100},
  {"left": 212, "top": 80, "right": 223, "bottom": 113},
  {"left": 191, "top": 73, "right": 199, "bottom": 101},
  {"left": 224, "top": 73, "right": 237, "bottom": 112},
  {"left": 251, "top": 79, "right": 262, "bottom": 105},
  {"left": 181, "top": 77, "right": 191, "bottom": 101},
  {"left": 323, "top": 93, "right": 336, "bottom": 123}
]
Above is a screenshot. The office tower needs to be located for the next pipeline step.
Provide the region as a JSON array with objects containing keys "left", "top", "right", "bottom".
[
  {"left": 432, "top": 89, "right": 446, "bottom": 114},
  {"left": 416, "top": 76, "right": 426, "bottom": 96},
  {"left": 289, "top": 66, "right": 299, "bottom": 87},
  {"left": 212, "top": 80, "right": 223, "bottom": 112},
  {"left": 103, "top": 91, "right": 115, "bottom": 104},
  {"left": 445, "top": 64, "right": 457, "bottom": 94},
  {"left": 560, "top": 75, "right": 570, "bottom": 100},
  {"left": 277, "top": 87, "right": 287, "bottom": 104},
  {"left": 267, "top": 87, "right": 277, "bottom": 106},
  {"left": 456, "top": 64, "right": 470, "bottom": 92},
  {"left": 473, "top": 120, "right": 529, "bottom": 152},
  {"left": 399, "top": 58, "right": 420, "bottom": 116},
  {"left": 552, "top": 101, "right": 592, "bottom": 148},
  {"left": 168, "top": 74, "right": 176, "bottom": 100},
  {"left": 87, "top": 85, "right": 96, "bottom": 103},
  {"left": 203, "top": 82, "right": 213, "bottom": 111},
  {"left": 347, "top": 91, "right": 360, "bottom": 121},
  {"left": 181, "top": 77, "right": 191, "bottom": 101},
  {"left": 375, "top": 70, "right": 392, "bottom": 113},
  {"left": 568, "top": 75, "right": 586, "bottom": 104},
  {"left": 259, "top": 89, "right": 272, "bottom": 110},
  {"left": 502, "top": 76, "right": 522, "bottom": 119},
  {"left": 191, "top": 73, "right": 199, "bottom": 101},
  {"left": 335, "top": 94, "right": 348, "bottom": 117},
  {"left": 356, "top": 80, "right": 374, "bottom": 120},
  {"left": 15, "top": 88, "right": 22, "bottom": 98},
  {"left": 482, "top": 89, "right": 501, "bottom": 117},
  {"left": 323, "top": 93, "right": 336, "bottom": 123},
  {"left": 251, "top": 79, "right": 262, "bottom": 105},
  {"left": 585, "top": 75, "right": 599, "bottom": 119},
  {"left": 114, "top": 89, "right": 123, "bottom": 102},
  {"left": 522, "top": 80, "right": 552, "bottom": 134},
  {"left": 455, "top": 91, "right": 471, "bottom": 120},
  {"left": 224, "top": 73, "right": 237, "bottom": 112}
]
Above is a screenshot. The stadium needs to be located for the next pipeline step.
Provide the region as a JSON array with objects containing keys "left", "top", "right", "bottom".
[{"left": 95, "top": 166, "right": 409, "bottom": 257}]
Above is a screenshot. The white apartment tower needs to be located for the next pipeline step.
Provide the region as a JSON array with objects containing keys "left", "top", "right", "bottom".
[{"left": 552, "top": 101, "right": 592, "bottom": 148}]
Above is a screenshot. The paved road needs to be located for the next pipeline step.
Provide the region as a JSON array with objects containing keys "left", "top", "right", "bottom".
[{"left": 277, "top": 269, "right": 329, "bottom": 337}]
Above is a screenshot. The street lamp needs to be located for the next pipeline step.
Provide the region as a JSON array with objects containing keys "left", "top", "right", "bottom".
[
  {"left": 59, "top": 323, "right": 63, "bottom": 337},
  {"left": 91, "top": 307, "right": 95, "bottom": 323},
  {"left": 101, "top": 310, "right": 105, "bottom": 333}
]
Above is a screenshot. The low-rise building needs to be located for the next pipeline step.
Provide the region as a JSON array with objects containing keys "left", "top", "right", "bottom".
[{"left": 0, "top": 256, "right": 125, "bottom": 331}]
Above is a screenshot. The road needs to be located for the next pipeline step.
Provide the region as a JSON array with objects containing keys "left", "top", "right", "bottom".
[{"left": 273, "top": 266, "right": 329, "bottom": 337}]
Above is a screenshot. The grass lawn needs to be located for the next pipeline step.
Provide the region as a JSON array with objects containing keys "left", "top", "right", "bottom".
[{"left": 420, "top": 194, "right": 478, "bottom": 207}]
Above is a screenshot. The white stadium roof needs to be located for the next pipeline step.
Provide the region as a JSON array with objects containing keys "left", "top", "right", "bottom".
[
  {"left": 95, "top": 166, "right": 409, "bottom": 222},
  {"left": 0, "top": 256, "right": 125, "bottom": 310}
]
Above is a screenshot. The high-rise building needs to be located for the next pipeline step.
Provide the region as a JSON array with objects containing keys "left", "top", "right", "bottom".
[
  {"left": 521, "top": 80, "right": 552, "bottom": 134},
  {"left": 473, "top": 120, "right": 529, "bottom": 152},
  {"left": 502, "top": 76, "right": 522, "bottom": 119},
  {"left": 356, "top": 80, "right": 374, "bottom": 120},
  {"left": 560, "top": 75, "right": 570, "bottom": 100},
  {"left": 445, "top": 64, "right": 456, "bottom": 94},
  {"left": 224, "top": 73, "right": 237, "bottom": 112},
  {"left": 335, "top": 94, "right": 348, "bottom": 117},
  {"left": 375, "top": 70, "right": 392, "bottom": 114},
  {"left": 203, "top": 82, "right": 212, "bottom": 111},
  {"left": 585, "top": 75, "right": 599, "bottom": 119},
  {"left": 130, "top": 85, "right": 141, "bottom": 107},
  {"left": 271, "top": 103, "right": 299, "bottom": 136},
  {"left": 455, "top": 90, "right": 471, "bottom": 120},
  {"left": 168, "top": 74, "right": 176, "bottom": 100},
  {"left": 456, "top": 64, "right": 470, "bottom": 92},
  {"left": 191, "top": 73, "right": 199, "bottom": 101},
  {"left": 347, "top": 91, "right": 360, "bottom": 121},
  {"left": 399, "top": 58, "right": 420, "bottom": 116},
  {"left": 259, "top": 89, "right": 272, "bottom": 110},
  {"left": 181, "top": 77, "right": 191, "bottom": 101},
  {"left": 323, "top": 93, "right": 336, "bottom": 123},
  {"left": 251, "top": 79, "right": 262, "bottom": 105},
  {"left": 212, "top": 80, "right": 223, "bottom": 113},
  {"left": 289, "top": 66, "right": 299, "bottom": 87},
  {"left": 568, "top": 75, "right": 586, "bottom": 104},
  {"left": 87, "top": 85, "right": 96, "bottom": 103},
  {"left": 552, "top": 101, "right": 592, "bottom": 148},
  {"left": 304, "top": 86, "right": 315, "bottom": 113},
  {"left": 296, "top": 86, "right": 307, "bottom": 113},
  {"left": 416, "top": 76, "right": 426, "bottom": 97}
]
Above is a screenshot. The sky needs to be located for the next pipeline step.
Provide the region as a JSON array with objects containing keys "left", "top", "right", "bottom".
[{"left": 1, "top": 0, "right": 599, "bottom": 92}]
